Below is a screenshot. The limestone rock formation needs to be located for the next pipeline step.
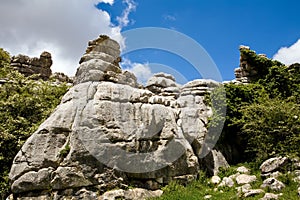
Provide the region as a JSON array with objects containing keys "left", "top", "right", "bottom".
[
  {"left": 234, "top": 45, "right": 258, "bottom": 83},
  {"left": 11, "top": 52, "right": 52, "bottom": 80},
  {"left": 9, "top": 35, "right": 228, "bottom": 199},
  {"left": 50, "top": 72, "right": 73, "bottom": 84}
]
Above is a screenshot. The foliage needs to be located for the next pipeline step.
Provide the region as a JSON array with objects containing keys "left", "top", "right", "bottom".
[
  {"left": 153, "top": 48, "right": 300, "bottom": 199},
  {"left": 59, "top": 143, "right": 71, "bottom": 158},
  {"left": 259, "top": 64, "right": 300, "bottom": 100},
  {"left": 219, "top": 49, "right": 300, "bottom": 163},
  {"left": 0, "top": 48, "right": 69, "bottom": 198},
  {"left": 240, "top": 99, "right": 300, "bottom": 161},
  {"left": 239, "top": 48, "right": 283, "bottom": 81},
  {"left": 215, "top": 83, "right": 268, "bottom": 162},
  {"left": 0, "top": 48, "right": 10, "bottom": 68}
]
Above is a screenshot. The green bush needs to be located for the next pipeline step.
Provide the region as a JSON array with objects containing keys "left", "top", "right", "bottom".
[
  {"left": 239, "top": 47, "right": 283, "bottom": 81},
  {"left": 0, "top": 48, "right": 70, "bottom": 198},
  {"left": 219, "top": 49, "right": 300, "bottom": 163},
  {"left": 240, "top": 99, "right": 300, "bottom": 161}
]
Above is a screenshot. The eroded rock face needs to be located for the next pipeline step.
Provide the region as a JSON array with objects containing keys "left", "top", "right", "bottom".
[
  {"left": 11, "top": 52, "right": 52, "bottom": 80},
  {"left": 234, "top": 45, "right": 266, "bottom": 83},
  {"left": 9, "top": 35, "right": 227, "bottom": 199},
  {"left": 260, "top": 157, "right": 289, "bottom": 174}
]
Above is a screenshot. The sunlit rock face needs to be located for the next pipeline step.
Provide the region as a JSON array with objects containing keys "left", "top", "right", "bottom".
[{"left": 9, "top": 35, "right": 227, "bottom": 199}]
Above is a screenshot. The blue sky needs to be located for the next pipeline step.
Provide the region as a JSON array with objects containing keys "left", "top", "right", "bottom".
[
  {"left": 97, "top": 0, "right": 300, "bottom": 82},
  {"left": 1, "top": 0, "right": 300, "bottom": 83}
]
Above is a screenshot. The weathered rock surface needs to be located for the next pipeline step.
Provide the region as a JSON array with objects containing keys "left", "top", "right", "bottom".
[
  {"left": 8, "top": 188, "right": 162, "bottom": 200},
  {"left": 211, "top": 175, "right": 221, "bottom": 184},
  {"left": 11, "top": 52, "right": 52, "bottom": 80},
  {"left": 218, "top": 177, "right": 234, "bottom": 187},
  {"left": 261, "top": 178, "right": 285, "bottom": 191},
  {"left": 243, "top": 189, "right": 264, "bottom": 198},
  {"left": 236, "top": 166, "right": 250, "bottom": 174},
  {"left": 260, "top": 156, "right": 289, "bottom": 174},
  {"left": 234, "top": 45, "right": 261, "bottom": 83},
  {"left": 100, "top": 188, "right": 163, "bottom": 200},
  {"left": 9, "top": 35, "right": 227, "bottom": 199},
  {"left": 236, "top": 183, "right": 252, "bottom": 194},
  {"left": 260, "top": 193, "right": 281, "bottom": 200},
  {"left": 236, "top": 174, "right": 257, "bottom": 185},
  {"left": 50, "top": 72, "right": 73, "bottom": 84}
]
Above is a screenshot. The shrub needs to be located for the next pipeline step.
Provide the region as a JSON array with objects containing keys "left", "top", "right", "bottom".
[{"left": 0, "top": 49, "right": 70, "bottom": 198}]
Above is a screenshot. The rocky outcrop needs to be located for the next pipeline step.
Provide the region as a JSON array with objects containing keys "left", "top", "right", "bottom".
[
  {"left": 9, "top": 35, "right": 228, "bottom": 199},
  {"left": 11, "top": 52, "right": 52, "bottom": 80},
  {"left": 234, "top": 46, "right": 257, "bottom": 83},
  {"left": 260, "top": 156, "right": 289, "bottom": 174},
  {"left": 99, "top": 188, "right": 163, "bottom": 200},
  {"left": 50, "top": 72, "right": 73, "bottom": 84},
  {"left": 234, "top": 45, "right": 263, "bottom": 83},
  {"left": 209, "top": 157, "right": 300, "bottom": 199}
]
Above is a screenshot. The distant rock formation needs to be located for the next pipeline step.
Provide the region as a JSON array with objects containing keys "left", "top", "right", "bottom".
[
  {"left": 8, "top": 35, "right": 228, "bottom": 199},
  {"left": 234, "top": 45, "right": 284, "bottom": 84},
  {"left": 234, "top": 45, "right": 263, "bottom": 83},
  {"left": 50, "top": 72, "right": 73, "bottom": 84},
  {"left": 11, "top": 52, "right": 53, "bottom": 80}
]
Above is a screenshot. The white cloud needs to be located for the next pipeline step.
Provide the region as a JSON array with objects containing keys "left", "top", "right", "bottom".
[
  {"left": 121, "top": 58, "right": 153, "bottom": 84},
  {"left": 0, "top": 0, "right": 124, "bottom": 76},
  {"left": 100, "top": 0, "right": 115, "bottom": 5},
  {"left": 116, "top": 0, "right": 137, "bottom": 28},
  {"left": 273, "top": 39, "right": 300, "bottom": 65}
]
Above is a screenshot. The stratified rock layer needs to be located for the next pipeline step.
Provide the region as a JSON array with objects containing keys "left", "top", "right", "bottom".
[
  {"left": 11, "top": 52, "right": 52, "bottom": 80},
  {"left": 9, "top": 35, "right": 228, "bottom": 199}
]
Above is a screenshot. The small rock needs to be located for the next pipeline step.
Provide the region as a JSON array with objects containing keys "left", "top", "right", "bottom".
[
  {"left": 236, "top": 166, "right": 250, "bottom": 174},
  {"left": 229, "top": 173, "right": 240, "bottom": 180},
  {"left": 218, "top": 177, "right": 234, "bottom": 188},
  {"left": 204, "top": 194, "right": 212, "bottom": 199},
  {"left": 292, "top": 157, "right": 300, "bottom": 169},
  {"left": 295, "top": 170, "right": 300, "bottom": 176},
  {"left": 298, "top": 186, "right": 300, "bottom": 196},
  {"left": 236, "top": 174, "right": 257, "bottom": 185},
  {"left": 260, "top": 193, "right": 280, "bottom": 200},
  {"left": 211, "top": 176, "right": 221, "bottom": 184},
  {"left": 244, "top": 189, "right": 264, "bottom": 197},
  {"left": 293, "top": 170, "right": 300, "bottom": 184},
  {"left": 261, "top": 171, "right": 282, "bottom": 179},
  {"left": 261, "top": 178, "right": 285, "bottom": 191},
  {"left": 100, "top": 188, "right": 163, "bottom": 200},
  {"left": 236, "top": 183, "right": 252, "bottom": 195},
  {"left": 260, "top": 157, "right": 289, "bottom": 174}
]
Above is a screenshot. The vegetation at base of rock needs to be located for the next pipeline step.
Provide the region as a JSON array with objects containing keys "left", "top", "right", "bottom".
[
  {"left": 240, "top": 99, "right": 300, "bottom": 160},
  {"left": 0, "top": 48, "right": 70, "bottom": 199},
  {"left": 151, "top": 163, "right": 299, "bottom": 200},
  {"left": 218, "top": 48, "right": 300, "bottom": 164}
]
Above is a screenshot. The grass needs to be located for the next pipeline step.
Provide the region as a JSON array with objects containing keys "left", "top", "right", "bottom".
[{"left": 149, "top": 163, "right": 300, "bottom": 200}]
